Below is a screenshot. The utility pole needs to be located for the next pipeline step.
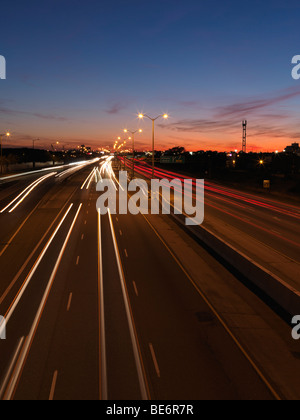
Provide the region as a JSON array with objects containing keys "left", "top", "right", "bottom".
[{"left": 242, "top": 120, "right": 247, "bottom": 153}]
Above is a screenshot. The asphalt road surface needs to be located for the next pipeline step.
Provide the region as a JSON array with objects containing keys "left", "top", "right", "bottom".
[
  {"left": 0, "top": 158, "right": 299, "bottom": 400},
  {"left": 129, "top": 158, "right": 300, "bottom": 288}
]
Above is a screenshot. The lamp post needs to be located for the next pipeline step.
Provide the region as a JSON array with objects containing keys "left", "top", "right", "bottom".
[
  {"left": 123, "top": 129, "right": 142, "bottom": 178},
  {"left": 138, "top": 113, "right": 168, "bottom": 178},
  {"left": 116, "top": 139, "right": 127, "bottom": 171},
  {"left": 50, "top": 142, "right": 60, "bottom": 166},
  {"left": 32, "top": 138, "right": 40, "bottom": 169},
  {"left": 0, "top": 132, "right": 10, "bottom": 175},
  {"left": 123, "top": 140, "right": 127, "bottom": 171}
]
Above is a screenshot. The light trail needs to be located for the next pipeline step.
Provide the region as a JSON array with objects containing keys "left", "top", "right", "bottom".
[
  {"left": 107, "top": 209, "right": 149, "bottom": 400},
  {"left": 131, "top": 158, "right": 300, "bottom": 217},
  {"left": 131, "top": 158, "right": 300, "bottom": 220},
  {"left": 56, "top": 162, "right": 87, "bottom": 178},
  {"left": 81, "top": 168, "right": 96, "bottom": 190},
  {"left": 0, "top": 204, "right": 73, "bottom": 339},
  {"left": 58, "top": 159, "right": 101, "bottom": 182},
  {"left": 0, "top": 172, "right": 56, "bottom": 214},
  {"left": 86, "top": 168, "right": 97, "bottom": 190},
  {"left": 97, "top": 210, "right": 108, "bottom": 400},
  {"left": 129, "top": 159, "right": 300, "bottom": 248},
  {"left": 0, "top": 159, "right": 99, "bottom": 183},
  {"left": 1, "top": 203, "right": 82, "bottom": 400}
]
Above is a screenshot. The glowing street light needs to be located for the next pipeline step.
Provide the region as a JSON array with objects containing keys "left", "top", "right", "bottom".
[
  {"left": 138, "top": 113, "right": 169, "bottom": 178},
  {"left": 0, "top": 131, "right": 10, "bottom": 175},
  {"left": 123, "top": 128, "right": 142, "bottom": 178}
]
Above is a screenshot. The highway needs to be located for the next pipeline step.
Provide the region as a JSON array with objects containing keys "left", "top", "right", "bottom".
[
  {"left": 0, "top": 157, "right": 299, "bottom": 400},
  {"left": 128, "top": 158, "right": 300, "bottom": 291}
]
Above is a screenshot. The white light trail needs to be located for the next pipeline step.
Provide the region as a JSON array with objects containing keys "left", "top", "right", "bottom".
[
  {"left": 0, "top": 203, "right": 73, "bottom": 338},
  {"left": 0, "top": 172, "right": 56, "bottom": 214},
  {"left": 81, "top": 168, "right": 96, "bottom": 190},
  {"left": 1, "top": 203, "right": 82, "bottom": 400},
  {"left": 86, "top": 167, "right": 97, "bottom": 190}
]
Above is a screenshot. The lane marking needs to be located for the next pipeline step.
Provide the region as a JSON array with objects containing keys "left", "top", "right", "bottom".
[
  {"left": 108, "top": 209, "right": 150, "bottom": 400},
  {"left": 132, "top": 281, "right": 139, "bottom": 297},
  {"left": 81, "top": 234, "right": 84, "bottom": 240},
  {"left": 67, "top": 293, "right": 73, "bottom": 312},
  {"left": 49, "top": 371, "right": 58, "bottom": 401},
  {"left": 149, "top": 343, "right": 160, "bottom": 378},
  {"left": 76, "top": 256, "right": 80, "bottom": 266},
  {"left": 0, "top": 200, "right": 42, "bottom": 258},
  {"left": 124, "top": 249, "right": 128, "bottom": 258},
  {"left": 141, "top": 213, "right": 281, "bottom": 401}
]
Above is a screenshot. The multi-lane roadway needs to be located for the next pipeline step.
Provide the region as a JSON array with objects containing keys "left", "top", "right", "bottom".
[
  {"left": 0, "top": 157, "right": 299, "bottom": 400},
  {"left": 128, "top": 158, "right": 300, "bottom": 291}
]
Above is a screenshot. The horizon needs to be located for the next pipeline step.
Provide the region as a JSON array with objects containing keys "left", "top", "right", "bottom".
[{"left": 1, "top": 143, "right": 296, "bottom": 154}]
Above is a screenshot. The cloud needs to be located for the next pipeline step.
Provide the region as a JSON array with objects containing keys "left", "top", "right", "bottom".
[
  {"left": 159, "top": 88, "right": 300, "bottom": 141},
  {"left": 159, "top": 118, "right": 239, "bottom": 133},
  {"left": 104, "top": 102, "right": 128, "bottom": 115},
  {"left": 215, "top": 88, "right": 300, "bottom": 119},
  {"left": 248, "top": 123, "right": 300, "bottom": 139},
  {"left": 178, "top": 101, "right": 200, "bottom": 108},
  {"left": 0, "top": 106, "right": 69, "bottom": 121}
]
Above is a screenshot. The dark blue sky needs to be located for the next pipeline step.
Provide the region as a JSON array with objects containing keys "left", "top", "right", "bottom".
[{"left": 1, "top": 0, "right": 300, "bottom": 151}]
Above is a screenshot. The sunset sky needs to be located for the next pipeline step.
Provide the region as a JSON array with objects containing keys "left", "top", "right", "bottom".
[{"left": 1, "top": 0, "right": 300, "bottom": 152}]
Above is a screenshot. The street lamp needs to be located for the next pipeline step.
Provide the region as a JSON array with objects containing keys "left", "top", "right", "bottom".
[
  {"left": 32, "top": 138, "right": 40, "bottom": 169},
  {"left": 120, "top": 137, "right": 131, "bottom": 170},
  {"left": 0, "top": 132, "right": 10, "bottom": 175},
  {"left": 138, "top": 113, "right": 168, "bottom": 178},
  {"left": 123, "top": 128, "right": 142, "bottom": 178},
  {"left": 50, "top": 142, "right": 60, "bottom": 165}
]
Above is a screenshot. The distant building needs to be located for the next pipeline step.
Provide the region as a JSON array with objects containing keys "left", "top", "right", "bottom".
[{"left": 284, "top": 143, "right": 300, "bottom": 155}]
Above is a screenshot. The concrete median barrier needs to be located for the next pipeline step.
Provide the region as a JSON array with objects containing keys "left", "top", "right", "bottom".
[{"left": 172, "top": 213, "right": 300, "bottom": 316}]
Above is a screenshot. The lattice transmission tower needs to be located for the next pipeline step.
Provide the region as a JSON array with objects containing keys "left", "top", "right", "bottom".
[{"left": 242, "top": 120, "right": 247, "bottom": 153}]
